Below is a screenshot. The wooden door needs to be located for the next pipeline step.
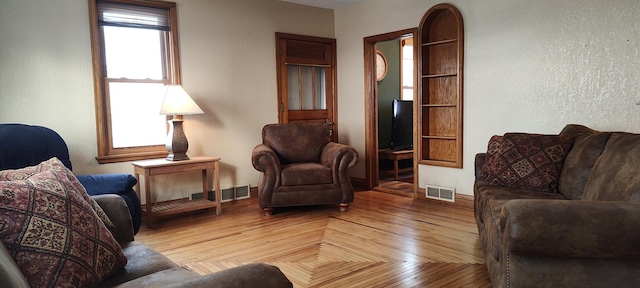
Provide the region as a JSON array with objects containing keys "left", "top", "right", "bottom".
[{"left": 276, "top": 33, "right": 338, "bottom": 141}]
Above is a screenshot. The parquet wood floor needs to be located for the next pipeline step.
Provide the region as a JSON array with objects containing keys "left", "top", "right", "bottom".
[{"left": 135, "top": 190, "right": 492, "bottom": 287}]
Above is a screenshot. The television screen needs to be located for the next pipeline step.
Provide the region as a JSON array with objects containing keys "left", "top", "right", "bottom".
[{"left": 391, "top": 99, "right": 413, "bottom": 151}]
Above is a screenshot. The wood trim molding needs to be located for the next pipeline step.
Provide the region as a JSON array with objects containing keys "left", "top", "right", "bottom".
[{"left": 363, "top": 28, "right": 417, "bottom": 192}]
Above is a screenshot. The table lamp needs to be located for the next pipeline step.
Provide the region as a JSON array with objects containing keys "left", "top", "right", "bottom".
[{"left": 160, "top": 85, "right": 204, "bottom": 161}]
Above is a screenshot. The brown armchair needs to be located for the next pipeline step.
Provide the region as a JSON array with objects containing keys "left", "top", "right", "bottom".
[{"left": 251, "top": 123, "right": 359, "bottom": 216}]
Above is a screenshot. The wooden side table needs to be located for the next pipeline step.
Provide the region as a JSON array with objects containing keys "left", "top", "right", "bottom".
[
  {"left": 379, "top": 149, "right": 413, "bottom": 180},
  {"left": 132, "top": 156, "right": 221, "bottom": 227}
]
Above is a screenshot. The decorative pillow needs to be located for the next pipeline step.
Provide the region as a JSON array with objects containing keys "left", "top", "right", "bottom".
[
  {"left": 0, "top": 158, "right": 127, "bottom": 288},
  {"left": 0, "top": 158, "right": 118, "bottom": 236},
  {"left": 481, "top": 133, "right": 573, "bottom": 192}
]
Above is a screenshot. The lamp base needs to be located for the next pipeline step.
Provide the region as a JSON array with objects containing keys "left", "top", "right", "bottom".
[
  {"left": 166, "top": 152, "right": 189, "bottom": 161},
  {"left": 166, "top": 117, "right": 190, "bottom": 161}
]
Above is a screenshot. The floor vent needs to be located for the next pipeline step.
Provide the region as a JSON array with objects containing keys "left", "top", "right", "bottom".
[
  {"left": 234, "top": 185, "right": 251, "bottom": 200},
  {"left": 425, "top": 185, "right": 455, "bottom": 202},
  {"left": 191, "top": 185, "right": 251, "bottom": 202}
]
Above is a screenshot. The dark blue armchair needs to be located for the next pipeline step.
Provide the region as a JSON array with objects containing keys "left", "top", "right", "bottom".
[{"left": 0, "top": 123, "right": 141, "bottom": 233}]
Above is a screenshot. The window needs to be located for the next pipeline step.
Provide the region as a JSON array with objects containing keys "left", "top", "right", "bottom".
[
  {"left": 286, "top": 65, "right": 327, "bottom": 110},
  {"left": 88, "top": 0, "right": 180, "bottom": 163},
  {"left": 400, "top": 38, "right": 414, "bottom": 100}
]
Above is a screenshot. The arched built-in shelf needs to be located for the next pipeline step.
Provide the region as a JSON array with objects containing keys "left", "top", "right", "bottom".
[{"left": 418, "top": 4, "right": 464, "bottom": 168}]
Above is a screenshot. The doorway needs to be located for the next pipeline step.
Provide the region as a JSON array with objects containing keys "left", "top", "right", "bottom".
[{"left": 363, "top": 28, "right": 417, "bottom": 198}]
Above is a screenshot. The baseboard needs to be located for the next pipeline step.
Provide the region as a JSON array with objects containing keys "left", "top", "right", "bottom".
[{"left": 350, "top": 177, "right": 367, "bottom": 191}]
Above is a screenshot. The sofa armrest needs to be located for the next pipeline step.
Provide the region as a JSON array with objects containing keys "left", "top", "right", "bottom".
[
  {"left": 92, "top": 194, "right": 135, "bottom": 243},
  {"left": 166, "top": 263, "right": 292, "bottom": 288},
  {"left": 320, "top": 142, "right": 358, "bottom": 169},
  {"left": 474, "top": 153, "right": 486, "bottom": 180},
  {"left": 77, "top": 173, "right": 137, "bottom": 196},
  {"left": 501, "top": 199, "right": 640, "bottom": 259},
  {"left": 78, "top": 173, "right": 142, "bottom": 234}
]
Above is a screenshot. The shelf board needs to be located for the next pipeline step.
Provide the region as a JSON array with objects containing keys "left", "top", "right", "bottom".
[
  {"left": 421, "top": 135, "right": 457, "bottom": 140},
  {"left": 422, "top": 39, "right": 457, "bottom": 46},
  {"left": 422, "top": 104, "right": 457, "bottom": 107},
  {"left": 422, "top": 73, "right": 457, "bottom": 78},
  {"left": 142, "top": 198, "right": 217, "bottom": 218}
]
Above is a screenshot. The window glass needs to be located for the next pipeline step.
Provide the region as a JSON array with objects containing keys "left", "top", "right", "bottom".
[
  {"left": 401, "top": 38, "right": 414, "bottom": 100},
  {"left": 287, "top": 64, "right": 327, "bottom": 110},
  {"left": 108, "top": 82, "right": 166, "bottom": 148},
  {"left": 103, "top": 26, "right": 164, "bottom": 79}
]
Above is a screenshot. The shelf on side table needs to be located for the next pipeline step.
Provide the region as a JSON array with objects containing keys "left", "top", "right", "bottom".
[{"left": 142, "top": 198, "right": 218, "bottom": 219}]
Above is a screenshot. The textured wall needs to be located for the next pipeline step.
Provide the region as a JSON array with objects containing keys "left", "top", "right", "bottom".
[{"left": 335, "top": 0, "right": 640, "bottom": 195}]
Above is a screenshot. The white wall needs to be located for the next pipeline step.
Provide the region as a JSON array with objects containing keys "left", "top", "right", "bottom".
[
  {"left": 0, "top": 0, "right": 334, "bottom": 202},
  {"left": 335, "top": 0, "right": 640, "bottom": 195}
]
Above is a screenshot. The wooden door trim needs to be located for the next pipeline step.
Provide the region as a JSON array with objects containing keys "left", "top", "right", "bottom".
[{"left": 363, "top": 28, "right": 417, "bottom": 194}]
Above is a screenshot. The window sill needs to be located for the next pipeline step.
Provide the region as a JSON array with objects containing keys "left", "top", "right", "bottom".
[{"left": 96, "top": 151, "right": 169, "bottom": 164}]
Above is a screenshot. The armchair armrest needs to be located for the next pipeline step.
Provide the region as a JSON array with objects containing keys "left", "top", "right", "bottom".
[
  {"left": 320, "top": 142, "right": 358, "bottom": 169},
  {"left": 251, "top": 144, "right": 281, "bottom": 174},
  {"left": 501, "top": 199, "right": 640, "bottom": 259},
  {"left": 92, "top": 194, "right": 135, "bottom": 243}
]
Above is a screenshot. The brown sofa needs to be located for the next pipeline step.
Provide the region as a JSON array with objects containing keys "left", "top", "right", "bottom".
[
  {"left": 252, "top": 123, "right": 358, "bottom": 216},
  {"left": 474, "top": 124, "right": 640, "bottom": 288},
  {"left": 0, "top": 194, "right": 292, "bottom": 288}
]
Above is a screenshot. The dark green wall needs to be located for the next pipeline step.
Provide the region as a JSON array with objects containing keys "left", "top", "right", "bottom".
[{"left": 377, "top": 39, "right": 400, "bottom": 149}]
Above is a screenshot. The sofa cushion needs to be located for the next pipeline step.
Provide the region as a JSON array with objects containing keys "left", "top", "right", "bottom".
[
  {"left": 558, "top": 124, "right": 611, "bottom": 200},
  {"left": 96, "top": 241, "right": 180, "bottom": 287},
  {"left": 481, "top": 133, "right": 573, "bottom": 192},
  {"left": 0, "top": 158, "right": 127, "bottom": 288},
  {"left": 582, "top": 133, "right": 640, "bottom": 202},
  {"left": 281, "top": 163, "right": 333, "bottom": 186}
]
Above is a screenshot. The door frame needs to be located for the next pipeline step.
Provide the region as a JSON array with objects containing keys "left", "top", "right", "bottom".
[{"left": 363, "top": 28, "right": 417, "bottom": 198}]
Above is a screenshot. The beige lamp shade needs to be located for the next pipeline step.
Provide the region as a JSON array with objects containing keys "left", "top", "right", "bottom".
[{"left": 160, "top": 85, "right": 204, "bottom": 115}]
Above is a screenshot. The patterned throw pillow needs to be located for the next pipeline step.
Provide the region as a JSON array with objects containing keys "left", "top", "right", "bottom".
[
  {"left": 0, "top": 158, "right": 119, "bottom": 236},
  {"left": 481, "top": 133, "right": 574, "bottom": 192},
  {"left": 0, "top": 158, "right": 127, "bottom": 288}
]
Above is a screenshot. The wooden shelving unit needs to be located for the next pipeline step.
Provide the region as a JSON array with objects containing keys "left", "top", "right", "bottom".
[{"left": 418, "top": 4, "right": 464, "bottom": 168}]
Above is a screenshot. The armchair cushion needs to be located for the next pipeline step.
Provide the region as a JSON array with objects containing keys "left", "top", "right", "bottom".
[
  {"left": 281, "top": 163, "right": 332, "bottom": 186},
  {"left": 0, "top": 158, "right": 127, "bottom": 288},
  {"left": 262, "top": 122, "right": 330, "bottom": 164}
]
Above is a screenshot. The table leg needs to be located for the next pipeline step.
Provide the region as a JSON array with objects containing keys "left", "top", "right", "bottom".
[
  {"left": 214, "top": 160, "right": 221, "bottom": 215},
  {"left": 144, "top": 172, "right": 153, "bottom": 228},
  {"left": 201, "top": 168, "right": 208, "bottom": 200},
  {"left": 394, "top": 158, "right": 399, "bottom": 180}
]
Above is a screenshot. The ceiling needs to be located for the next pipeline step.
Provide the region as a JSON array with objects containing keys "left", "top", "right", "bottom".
[{"left": 279, "top": 0, "right": 363, "bottom": 9}]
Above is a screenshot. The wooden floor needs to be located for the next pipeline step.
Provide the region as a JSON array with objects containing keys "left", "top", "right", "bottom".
[{"left": 135, "top": 189, "right": 492, "bottom": 288}]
